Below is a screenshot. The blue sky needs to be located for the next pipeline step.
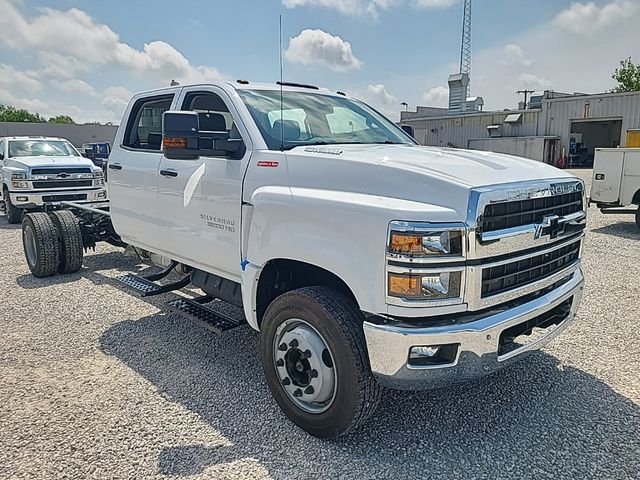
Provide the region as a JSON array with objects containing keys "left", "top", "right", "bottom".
[{"left": 0, "top": 0, "right": 638, "bottom": 123}]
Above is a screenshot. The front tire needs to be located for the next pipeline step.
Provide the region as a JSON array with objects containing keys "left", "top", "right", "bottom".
[
  {"left": 260, "top": 286, "right": 382, "bottom": 438},
  {"left": 4, "top": 189, "right": 22, "bottom": 224},
  {"left": 636, "top": 204, "right": 640, "bottom": 230},
  {"left": 22, "top": 213, "right": 60, "bottom": 278}
]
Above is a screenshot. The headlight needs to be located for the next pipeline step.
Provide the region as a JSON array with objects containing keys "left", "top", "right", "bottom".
[
  {"left": 388, "top": 271, "right": 463, "bottom": 301},
  {"left": 388, "top": 222, "right": 465, "bottom": 258},
  {"left": 11, "top": 173, "right": 29, "bottom": 189}
]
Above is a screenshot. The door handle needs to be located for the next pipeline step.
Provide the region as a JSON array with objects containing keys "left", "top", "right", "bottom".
[
  {"left": 160, "top": 169, "right": 178, "bottom": 177},
  {"left": 108, "top": 163, "right": 123, "bottom": 170}
]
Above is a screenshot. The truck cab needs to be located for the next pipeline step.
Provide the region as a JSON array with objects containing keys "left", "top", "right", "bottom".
[
  {"left": 1, "top": 136, "right": 107, "bottom": 223},
  {"left": 24, "top": 81, "right": 587, "bottom": 437}
]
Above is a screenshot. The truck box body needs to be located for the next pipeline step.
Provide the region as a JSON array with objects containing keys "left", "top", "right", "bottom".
[{"left": 591, "top": 148, "right": 640, "bottom": 206}]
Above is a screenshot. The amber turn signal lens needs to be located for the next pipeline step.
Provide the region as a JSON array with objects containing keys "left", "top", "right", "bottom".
[
  {"left": 389, "top": 233, "right": 422, "bottom": 255},
  {"left": 388, "top": 273, "right": 422, "bottom": 298},
  {"left": 163, "top": 137, "right": 187, "bottom": 148}
]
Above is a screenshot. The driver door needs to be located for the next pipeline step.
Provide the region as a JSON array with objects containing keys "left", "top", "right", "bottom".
[{"left": 156, "top": 87, "right": 249, "bottom": 280}]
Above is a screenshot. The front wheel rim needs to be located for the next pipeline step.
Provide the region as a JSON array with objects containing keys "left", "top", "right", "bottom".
[
  {"left": 273, "top": 319, "right": 337, "bottom": 414},
  {"left": 24, "top": 224, "right": 37, "bottom": 266}
]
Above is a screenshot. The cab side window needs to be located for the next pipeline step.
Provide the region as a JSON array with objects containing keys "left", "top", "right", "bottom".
[
  {"left": 123, "top": 95, "right": 174, "bottom": 151},
  {"left": 181, "top": 92, "right": 235, "bottom": 133}
]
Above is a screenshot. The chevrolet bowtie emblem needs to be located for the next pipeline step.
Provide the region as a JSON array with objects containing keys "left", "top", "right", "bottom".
[{"left": 534, "top": 214, "right": 564, "bottom": 240}]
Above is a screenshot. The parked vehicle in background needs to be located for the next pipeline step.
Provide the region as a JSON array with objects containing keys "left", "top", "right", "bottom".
[
  {"left": 20, "top": 81, "right": 586, "bottom": 438},
  {"left": 590, "top": 147, "right": 640, "bottom": 229},
  {"left": 81, "top": 142, "right": 111, "bottom": 168},
  {"left": 0, "top": 136, "right": 107, "bottom": 223}
]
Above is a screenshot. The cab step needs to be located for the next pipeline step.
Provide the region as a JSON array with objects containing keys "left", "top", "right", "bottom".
[
  {"left": 166, "top": 295, "right": 247, "bottom": 333},
  {"left": 117, "top": 272, "right": 191, "bottom": 297}
]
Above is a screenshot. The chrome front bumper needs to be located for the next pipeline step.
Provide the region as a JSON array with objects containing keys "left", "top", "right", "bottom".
[
  {"left": 9, "top": 188, "right": 107, "bottom": 208},
  {"left": 363, "top": 268, "right": 584, "bottom": 390}
]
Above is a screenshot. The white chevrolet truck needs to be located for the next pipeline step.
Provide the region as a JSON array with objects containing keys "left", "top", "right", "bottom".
[
  {"left": 19, "top": 81, "right": 586, "bottom": 438},
  {"left": 0, "top": 136, "right": 107, "bottom": 223}
]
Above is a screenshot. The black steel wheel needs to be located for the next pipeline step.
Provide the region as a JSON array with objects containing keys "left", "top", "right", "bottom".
[
  {"left": 260, "top": 286, "right": 382, "bottom": 438},
  {"left": 4, "top": 188, "right": 22, "bottom": 224},
  {"left": 22, "top": 213, "right": 60, "bottom": 278},
  {"left": 49, "top": 210, "right": 83, "bottom": 274}
]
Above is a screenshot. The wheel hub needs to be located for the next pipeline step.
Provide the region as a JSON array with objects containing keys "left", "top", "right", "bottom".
[{"left": 274, "top": 320, "right": 336, "bottom": 413}]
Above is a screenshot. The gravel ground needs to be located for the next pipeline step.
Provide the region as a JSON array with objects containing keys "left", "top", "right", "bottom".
[{"left": 1, "top": 169, "right": 638, "bottom": 480}]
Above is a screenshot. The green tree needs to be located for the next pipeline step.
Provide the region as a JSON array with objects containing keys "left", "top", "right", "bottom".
[
  {"left": 611, "top": 57, "right": 640, "bottom": 93},
  {"left": 48, "top": 115, "right": 75, "bottom": 124},
  {"left": 0, "top": 105, "right": 45, "bottom": 123}
]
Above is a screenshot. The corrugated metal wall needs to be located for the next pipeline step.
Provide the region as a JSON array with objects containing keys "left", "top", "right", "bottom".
[
  {"left": 407, "top": 110, "right": 540, "bottom": 148},
  {"left": 403, "top": 91, "right": 640, "bottom": 156},
  {"left": 543, "top": 91, "right": 640, "bottom": 148}
]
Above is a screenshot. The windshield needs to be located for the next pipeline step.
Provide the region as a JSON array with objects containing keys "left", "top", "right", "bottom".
[
  {"left": 8, "top": 140, "right": 80, "bottom": 158},
  {"left": 238, "top": 90, "right": 415, "bottom": 150}
]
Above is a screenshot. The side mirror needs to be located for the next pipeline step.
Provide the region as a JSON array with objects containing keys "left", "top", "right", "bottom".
[
  {"left": 163, "top": 111, "right": 244, "bottom": 160},
  {"left": 0, "top": 153, "right": 4, "bottom": 160},
  {"left": 401, "top": 124, "right": 415, "bottom": 138}
]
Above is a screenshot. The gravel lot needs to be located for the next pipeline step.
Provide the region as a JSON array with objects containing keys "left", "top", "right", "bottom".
[{"left": 1, "top": 169, "right": 638, "bottom": 479}]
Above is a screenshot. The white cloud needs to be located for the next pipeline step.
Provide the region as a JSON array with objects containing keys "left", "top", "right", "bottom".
[
  {"left": 0, "top": 0, "right": 224, "bottom": 83},
  {"left": 354, "top": 83, "right": 399, "bottom": 119},
  {"left": 502, "top": 44, "right": 533, "bottom": 67},
  {"left": 0, "top": 64, "right": 42, "bottom": 93},
  {"left": 282, "top": 0, "right": 459, "bottom": 17},
  {"left": 285, "top": 29, "right": 363, "bottom": 71},
  {"left": 517, "top": 73, "right": 554, "bottom": 90},
  {"left": 51, "top": 79, "right": 97, "bottom": 97},
  {"left": 367, "top": 84, "right": 397, "bottom": 105},
  {"left": 422, "top": 86, "right": 448, "bottom": 106},
  {"left": 448, "top": 0, "right": 640, "bottom": 110},
  {"left": 101, "top": 86, "right": 133, "bottom": 119},
  {"left": 554, "top": 0, "right": 639, "bottom": 34},
  {"left": 412, "top": 0, "right": 460, "bottom": 8}
]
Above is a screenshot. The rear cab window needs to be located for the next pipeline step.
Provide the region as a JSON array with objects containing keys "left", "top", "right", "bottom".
[{"left": 123, "top": 95, "right": 175, "bottom": 151}]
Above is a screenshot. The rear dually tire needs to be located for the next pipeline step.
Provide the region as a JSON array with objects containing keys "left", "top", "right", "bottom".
[{"left": 22, "top": 213, "right": 60, "bottom": 278}]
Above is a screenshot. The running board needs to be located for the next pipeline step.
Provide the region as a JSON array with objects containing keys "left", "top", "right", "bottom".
[
  {"left": 117, "top": 272, "right": 191, "bottom": 297},
  {"left": 166, "top": 296, "right": 247, "bottom": 333}
]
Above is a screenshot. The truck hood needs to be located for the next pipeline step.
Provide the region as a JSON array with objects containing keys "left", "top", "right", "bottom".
[
  {"left": 7, "top": 155, "right": 95, "bottom": 169},
  {"left": 295, "top": 144, "right": 574, "bottom": 188},
  {"left": 282, "top": 144, "right": 578, "bottom": 222}
]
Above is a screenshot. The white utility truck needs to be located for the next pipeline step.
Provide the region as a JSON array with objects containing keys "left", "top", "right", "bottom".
[
  {"left": 590, "top": 147, "right": 640, "bottom": 229},
  {"left": 0, "top": 136, "right": 107, "bottom": 223},
  {"left": 19, "top": 81, "right": 586, "bottom": 438}
]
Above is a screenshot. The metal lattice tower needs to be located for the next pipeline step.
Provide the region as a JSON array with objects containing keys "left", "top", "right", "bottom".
[{"left": 459, "top": 0, "right": 472, "bottom": 95}]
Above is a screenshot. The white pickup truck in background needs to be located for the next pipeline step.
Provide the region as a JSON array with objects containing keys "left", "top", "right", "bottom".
[
  {"left": 590, "top": 147, "right": 640, "bottom": 229},
  {"left": 19, "top": 81, "right": 586, "bottom": 438},
  {"left": 0, "top": 136, "right": 107, "bottom": 223}
]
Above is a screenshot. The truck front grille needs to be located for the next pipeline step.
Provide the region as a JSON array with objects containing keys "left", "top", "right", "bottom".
[
  {"left": 481, "top": 191, "right": 583, "bottom": 233},
  {"left": 32, "top": 180, "right": 94, "bottom": 189},
  {"left": 481, "top": 240, "right": 581, "bottom": 298},
  {"left": 41, "top": 194, "right": 87, "bottom": 202},
  {"left": 30, "top": 167, "right": 92, "bottom": 175}
]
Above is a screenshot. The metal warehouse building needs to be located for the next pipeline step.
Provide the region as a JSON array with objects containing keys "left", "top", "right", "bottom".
[{"left": 400, "top": 90, "right": 640, "bottom": 167}]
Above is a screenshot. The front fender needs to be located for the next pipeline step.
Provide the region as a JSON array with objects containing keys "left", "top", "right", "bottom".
[{"left": 242, "top": 186, "right": 460, "bottom": 319}]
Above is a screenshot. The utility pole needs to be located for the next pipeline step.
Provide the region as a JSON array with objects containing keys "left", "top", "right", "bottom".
[{"left": 516, "top": 89, "right": 534, "bottom": 109}]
